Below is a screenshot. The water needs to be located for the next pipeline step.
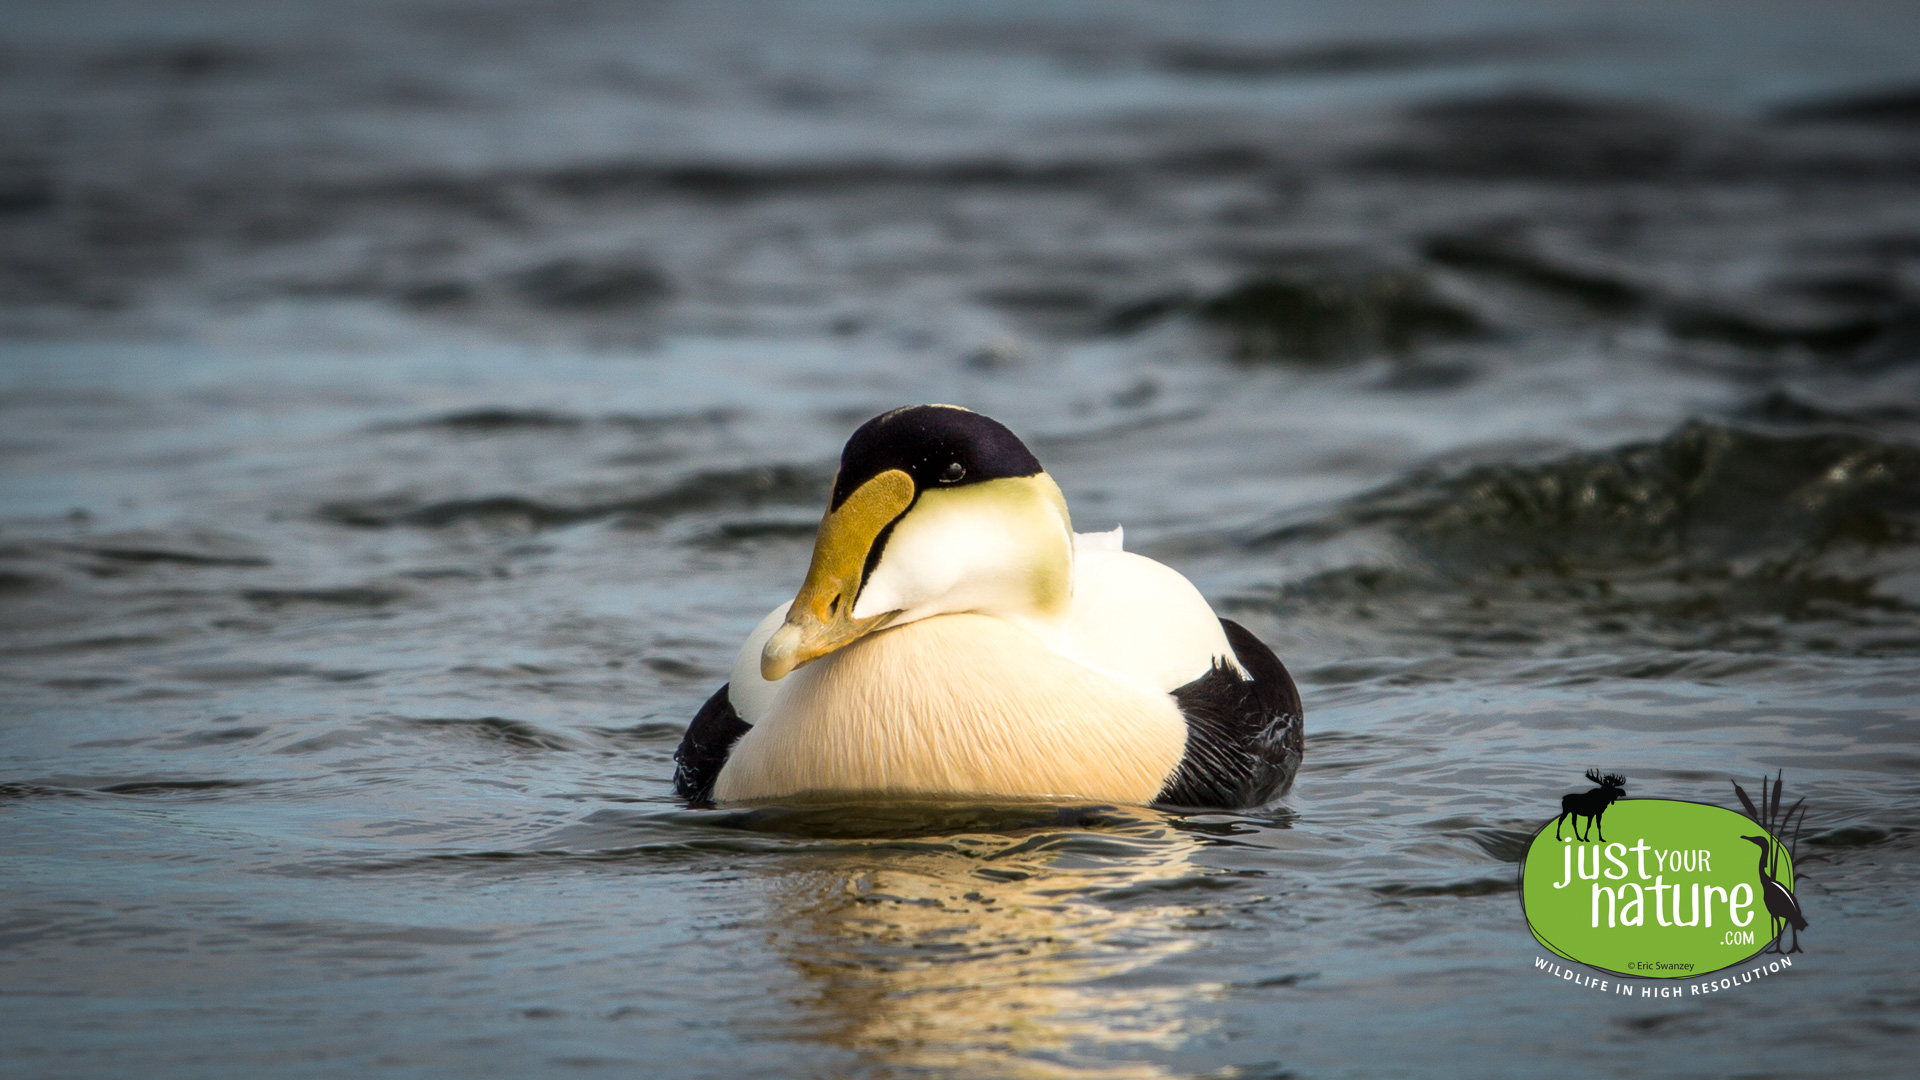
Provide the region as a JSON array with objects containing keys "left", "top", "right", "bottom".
[{"left": 4, "top": 2, "right": 1920, "bottom": 1076}]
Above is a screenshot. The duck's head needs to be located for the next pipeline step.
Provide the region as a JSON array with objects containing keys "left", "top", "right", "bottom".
[{"left": 761, "top": 405, "right": 1072, "bottom": 680}]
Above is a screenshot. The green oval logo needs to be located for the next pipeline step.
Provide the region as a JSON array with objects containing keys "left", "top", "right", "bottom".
[{"left": 1521, "top": 799, "right": 1798, "bottom": 978}]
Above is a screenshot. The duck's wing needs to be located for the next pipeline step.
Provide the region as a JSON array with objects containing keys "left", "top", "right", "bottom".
[
  {"left": 673, "top": 683, "right": 752, "bottom": 807},
  {"left": 1155, "top": 619, "right": 1304, "bottom": 810}
]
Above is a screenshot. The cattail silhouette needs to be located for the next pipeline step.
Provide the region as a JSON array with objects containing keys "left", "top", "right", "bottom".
[{"left": 1554, "top": 769, "right": 1626, "bottom": 842}]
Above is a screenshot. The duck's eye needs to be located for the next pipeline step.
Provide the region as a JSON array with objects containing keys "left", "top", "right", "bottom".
[{"left": 940, "top": 462, "right": 966, "bottom": 483}]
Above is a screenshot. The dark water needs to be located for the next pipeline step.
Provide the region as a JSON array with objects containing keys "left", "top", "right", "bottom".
[{"left": 5, "top": 2, "right": 1920, "bottom": 1076}]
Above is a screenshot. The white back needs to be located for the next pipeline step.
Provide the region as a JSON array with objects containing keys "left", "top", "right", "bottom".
[{"left": 1041, "top": 546, "right": 1236, "bottom": 695}]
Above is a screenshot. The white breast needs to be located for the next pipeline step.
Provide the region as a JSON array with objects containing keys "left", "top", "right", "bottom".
[{"left": 713, "top": 613, "right": 1189, "bottom": 804}]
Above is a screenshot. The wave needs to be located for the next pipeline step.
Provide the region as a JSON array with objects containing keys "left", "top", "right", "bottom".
[
  {"left": 405, "top": 717, "right": 578, "bottom": 753},
  {"left": 1126, "top": 234, "right": 1920, "bottom": 371},
  {"left": 1197, "top": 269, "right": 1487, "bottom": 363},
  {"left": 1241, "top": 420, "right": 1920, "bottom": 656},
  {"left": 317, "top": 463, "right": 829, "bottom": 529},
  {"left": 293, "top": 800, "right": 1193, "bottom": 876},
  {"left": 373, "top": 406, "right": 736, "bottom": 434},
  {"left": 1105, "top": 264, "right": 1487, "bottom": 365},
  {"left": 1153, "top": 30, "right": 1564, "bottom": 79}
]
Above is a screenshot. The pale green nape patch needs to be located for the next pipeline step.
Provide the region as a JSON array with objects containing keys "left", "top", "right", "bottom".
[{"left": 855, "top": 472, "right": 1075, "bottom": 624}]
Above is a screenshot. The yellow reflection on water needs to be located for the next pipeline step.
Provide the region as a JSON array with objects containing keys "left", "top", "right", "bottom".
[{"left": 756, "top": 803, "right": 1220, "bottom": 1080}]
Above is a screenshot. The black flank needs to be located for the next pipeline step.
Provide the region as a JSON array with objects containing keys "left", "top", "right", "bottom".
[
  {"left": 673, "top": 683, "right": 751, "bottom": 807},
  {"left": 1157, "top": 618, "right": 1305, "bottom": 810}
]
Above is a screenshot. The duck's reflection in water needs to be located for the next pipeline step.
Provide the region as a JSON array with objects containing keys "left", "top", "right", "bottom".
[{"left": 752, "top": 802, "right": 1220, "bottom": 1079}]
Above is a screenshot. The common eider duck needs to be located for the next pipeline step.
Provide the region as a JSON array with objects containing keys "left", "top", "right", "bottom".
[{"left": 673, "top": 405, "right": 1302, "bottom": 810}]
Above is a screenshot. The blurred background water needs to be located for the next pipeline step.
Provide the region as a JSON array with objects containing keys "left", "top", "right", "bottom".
[{"left": 4, "top": 2, "right": 1920, "bottom": 1077}]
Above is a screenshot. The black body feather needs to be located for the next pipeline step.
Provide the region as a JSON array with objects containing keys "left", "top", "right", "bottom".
[
  {"left": 672, "top": 683, "right": 751, "bottom": 807},
  {"left": 1156, "top": 619, "right": 1305, "bottom": 810}
]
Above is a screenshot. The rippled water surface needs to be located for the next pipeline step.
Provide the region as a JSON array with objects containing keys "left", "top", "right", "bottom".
[{"left": 5, "top": 2, "right": 1920, "bottom": 1077}]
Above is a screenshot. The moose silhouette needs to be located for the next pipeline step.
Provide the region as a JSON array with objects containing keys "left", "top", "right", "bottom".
[{"left": 1554, "top": 769, "right": 1626, "bottom": 842}]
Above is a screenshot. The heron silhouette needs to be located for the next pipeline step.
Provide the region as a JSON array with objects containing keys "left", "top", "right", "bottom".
[
  {"left": 1731, "top": 771, "right": 1810, "bottom": 954},
  {"left": 1741, "top": 834, "right": 1807, "bottom": 953}
]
